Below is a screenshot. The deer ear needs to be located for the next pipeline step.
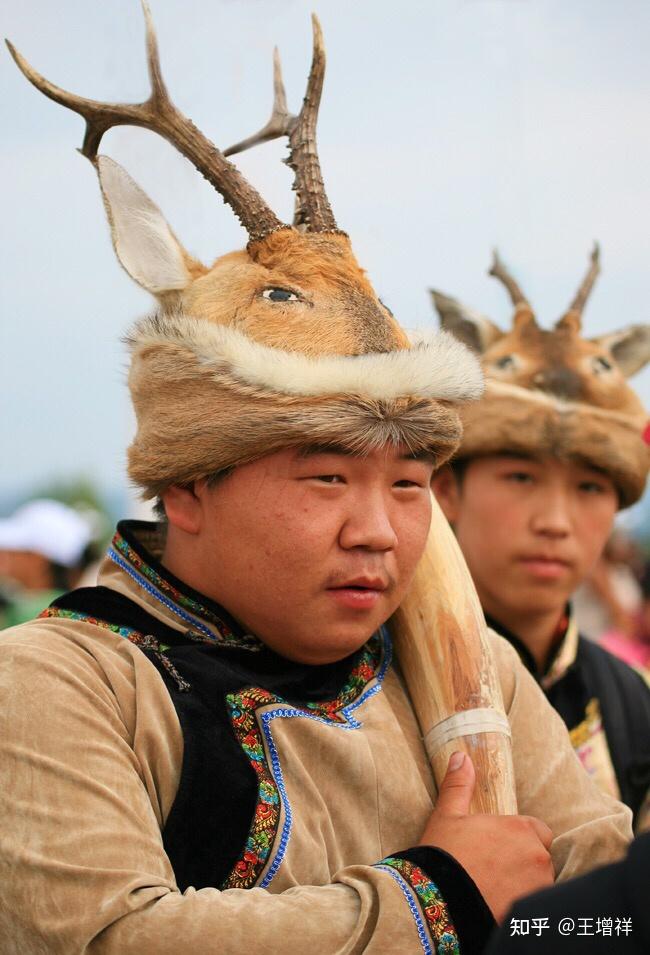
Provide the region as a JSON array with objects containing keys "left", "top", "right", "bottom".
[
  {"left": 429, "top": 289, "right": 503, "bottom": 354},
  {"left": 96, "top": 156, "right": 205, "bottom": 297},
  {"left": 590, "top": 324, "right": 650, "bottom": 378}
]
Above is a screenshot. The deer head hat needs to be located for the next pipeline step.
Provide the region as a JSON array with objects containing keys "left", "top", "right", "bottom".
[
  {"left": 9, "top": 2, "right": 483, "bottom": 499},
  {"left": 431, "top": 247, "right": 650, "bottom": 506}
]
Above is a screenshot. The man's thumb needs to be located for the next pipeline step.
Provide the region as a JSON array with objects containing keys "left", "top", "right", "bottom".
[{"left": 435, "top": 751, "right": 476, "bottom": 816}]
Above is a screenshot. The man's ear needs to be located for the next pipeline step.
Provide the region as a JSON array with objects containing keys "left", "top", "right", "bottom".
[
  {"left": 161, "top": 484, "right": 202, "bottom": 535},
  {"left": 431, "top": 465, "right": 461, "bottom": 524}
]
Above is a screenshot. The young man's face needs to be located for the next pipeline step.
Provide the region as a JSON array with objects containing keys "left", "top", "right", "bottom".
[
  {"left": 432, "top": 455, "right": 618, "bottom": 624},
  {"left": 163, "top": 445, "right": 435, "bottom": 664}
]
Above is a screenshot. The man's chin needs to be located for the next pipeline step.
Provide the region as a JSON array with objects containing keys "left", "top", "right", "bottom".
[
  {"left": 508, "top": 583, "right": 573, "bottom": 617},
  {"left": 263, "top": 627, "right": 378, "bottom": 666}
]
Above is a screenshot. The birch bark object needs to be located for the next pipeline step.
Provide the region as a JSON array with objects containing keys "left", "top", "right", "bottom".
[{"left": 391, "top": 494, "right": 517, "bottom": 815}]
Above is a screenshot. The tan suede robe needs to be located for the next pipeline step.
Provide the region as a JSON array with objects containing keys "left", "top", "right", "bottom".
[{"left": 0, "top": 536, "right": 632, "bottom": 955}]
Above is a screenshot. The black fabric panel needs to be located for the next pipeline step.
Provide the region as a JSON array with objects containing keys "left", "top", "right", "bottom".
[
  {"left": 625, "top": 832, "right": 650, "bottom": 941},
  {"left": 52, "top": 587, "right": 257, "bottom": 888},
  {"left": 152, "top": 642, "right": 259, "bottom": 892},
  {"left": 394, "top": 846, "right": 495, "bottom": 954},
  {"left": 52, "top": 586, "right": 192, "bottom": 647},
  {"left": 563, "top": 639, "right": 650, "bottom": 823}
]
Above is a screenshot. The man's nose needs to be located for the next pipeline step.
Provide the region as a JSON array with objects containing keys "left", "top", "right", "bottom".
[
  {"left": 338, "top": 491, "right": 398, "bottom": 552},
  {"left": 530, "top": 488, "right": 572, "bottom": 538}
]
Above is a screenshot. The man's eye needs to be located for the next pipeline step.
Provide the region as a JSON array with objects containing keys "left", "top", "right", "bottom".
[
  {"left": 315, "top": 474, "right": 343, "bottom": 484},
  {"left": 262, "top": 287, "right": 299, "bottom": 303},
  {"left": 394, "top": 479, "right": 423, "bottom": 489},
  {"left": 505, "top": 471, "right": 533, "bottom": 483},
  {"left": 579, "top": 481, "right": 606, "bottom": 494}
]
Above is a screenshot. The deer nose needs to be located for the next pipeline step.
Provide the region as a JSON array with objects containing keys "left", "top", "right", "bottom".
[{"left": 532, "top": 367, "right": 582, "bottom": 400}]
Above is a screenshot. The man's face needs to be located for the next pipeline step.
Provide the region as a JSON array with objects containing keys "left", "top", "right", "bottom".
[
  {"left": 169, "top": 445, "right": 434, "bottom": 664},
  {"left": 433, "top": 455, "right": 618, "bottom": 623}
]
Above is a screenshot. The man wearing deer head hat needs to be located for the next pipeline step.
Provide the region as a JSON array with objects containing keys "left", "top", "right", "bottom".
[
  {"left": 432, "top": 248, "right": 650, "bottom": 833},
  {"left": 0, "top": 6, "right": 634, "bottom": 953}
]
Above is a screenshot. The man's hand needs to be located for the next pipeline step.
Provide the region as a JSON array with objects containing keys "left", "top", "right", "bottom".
[{"left": 420, "top": 752, "right": 554, "bottom": 922}]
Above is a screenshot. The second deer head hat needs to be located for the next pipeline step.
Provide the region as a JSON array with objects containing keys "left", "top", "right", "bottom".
[{"left": 432, "top": 247, "right": 650, "bottom": 506}]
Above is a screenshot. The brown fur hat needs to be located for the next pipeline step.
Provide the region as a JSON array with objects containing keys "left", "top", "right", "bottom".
[
  {"left": 127, "top": 309, "right": 484, "bottom": 499},
  {"left": 459, "top": 381, "right": 648, "bottom": 507},
  {"left": 8, "top": 7, "right": 484, "bottom": 500},
  {"left": 431, "top": 250, "right": 650, "bottom": 507}
]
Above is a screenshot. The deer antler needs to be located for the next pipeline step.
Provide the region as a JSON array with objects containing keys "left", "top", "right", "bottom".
[
  {"left": 224, "top": 15, "right": 338, "bottom": 234},
  {"left": 225, "top": 47, "right": 292, "bottom": 158},
  {"left": 488, "top": 249, "right": 530, "bottom": 308},
  {"left": 6, "top": 0, "right": 284, "bottom": 243},
  {"left": 568, "top": 242, "right": 600, "bottom": 315}
]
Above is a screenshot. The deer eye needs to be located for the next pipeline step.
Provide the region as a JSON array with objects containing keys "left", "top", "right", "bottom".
[
  {"left": 262, "top": 287, "right": 299, "bottom": 303},
  {"left": 593, "top": 355, "right": 613, "bottom": 373},
  {"left": 494, "top": 355, "right": 515, "bottom": 370}
]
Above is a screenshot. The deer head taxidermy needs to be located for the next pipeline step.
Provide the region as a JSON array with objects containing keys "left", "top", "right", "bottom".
[
  {"left": 8, "top": 1, "right": 482, "bottom": 498},
  {"left": 431, "top": 246, "right": 650, "bottom": 506},
  {"left": 9, "top": 2, "right": 522, "bottom": 819}
]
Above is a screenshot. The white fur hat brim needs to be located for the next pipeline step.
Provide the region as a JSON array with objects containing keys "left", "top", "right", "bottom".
[{"left": 126, "top": 311, "right": 485, "bottom": 498}]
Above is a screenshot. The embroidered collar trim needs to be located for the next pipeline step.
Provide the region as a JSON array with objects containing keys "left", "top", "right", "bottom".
[{"left": 108, "top": 520, "right": 260, "bottom": 649}]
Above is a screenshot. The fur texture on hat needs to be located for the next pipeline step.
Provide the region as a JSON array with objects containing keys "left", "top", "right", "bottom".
[
  {"left": 431, "top": 250, "right": 650, "bottom": 507},
  {"left": 127, "top": 311, "right": 484, "bottom": 498},
  {"left": 460, "top": 381, "right": 648, "bottom": 507}
]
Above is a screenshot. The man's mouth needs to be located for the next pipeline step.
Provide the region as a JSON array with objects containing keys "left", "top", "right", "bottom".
[
  {"left": 326, "top": 577, "right": 387, "bottom": 609},
  {"left": 332, "top": 576, "right": 387, "bottom": 592},
  {"left": 517, "top": 555, "right": 572, "bottom": 579}
]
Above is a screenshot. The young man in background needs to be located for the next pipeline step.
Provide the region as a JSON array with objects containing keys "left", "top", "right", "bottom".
[{"left": 432, "top": 252, "right": 650, "bottom": 830}]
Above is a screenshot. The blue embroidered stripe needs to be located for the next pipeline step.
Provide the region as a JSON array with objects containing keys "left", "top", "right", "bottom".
[
  {"left": 108, "top": 547, "right": 217, "bottom": 640},
  {"left": 374, "top": 865, "right": 433, "bottom": 955},
  {"left": 258, "top": 628, "right": 392, "bottom": 887},
  {"left": 259, "top": 708, "right": 293, "bottom": 888}
]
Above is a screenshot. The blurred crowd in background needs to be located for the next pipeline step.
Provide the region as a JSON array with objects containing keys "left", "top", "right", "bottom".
[
  {"left": 0, "top": 483, "right": 112, "bottom": 631},
  {"left": 1, "top": 484, "right": 649, "bottom": 683},
  {"left": 572, "top": 529, "right": 650, "bottom": 678}
]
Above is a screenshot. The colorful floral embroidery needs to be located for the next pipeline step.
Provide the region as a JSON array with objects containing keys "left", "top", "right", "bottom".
[
  {"left": 38, "top": 607, "right": 191, "bottom": 692},
  {"left": 223, "top": 687, "right": 281, "bottom": 889},
  {"left": 110, "top": 530, "right": 255, "bottom": 647},
  {"left": 39, "top": 606, "right": 142, "bottom": 641},
  {"left": 378, "top": 857, "right": 460, "bottom": 954},
  {"left": 223, "top": 636, "right": 384, "bottom": 890},
  {"left": 303, "top": 648, "right": 378, "bottom": 723}
]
